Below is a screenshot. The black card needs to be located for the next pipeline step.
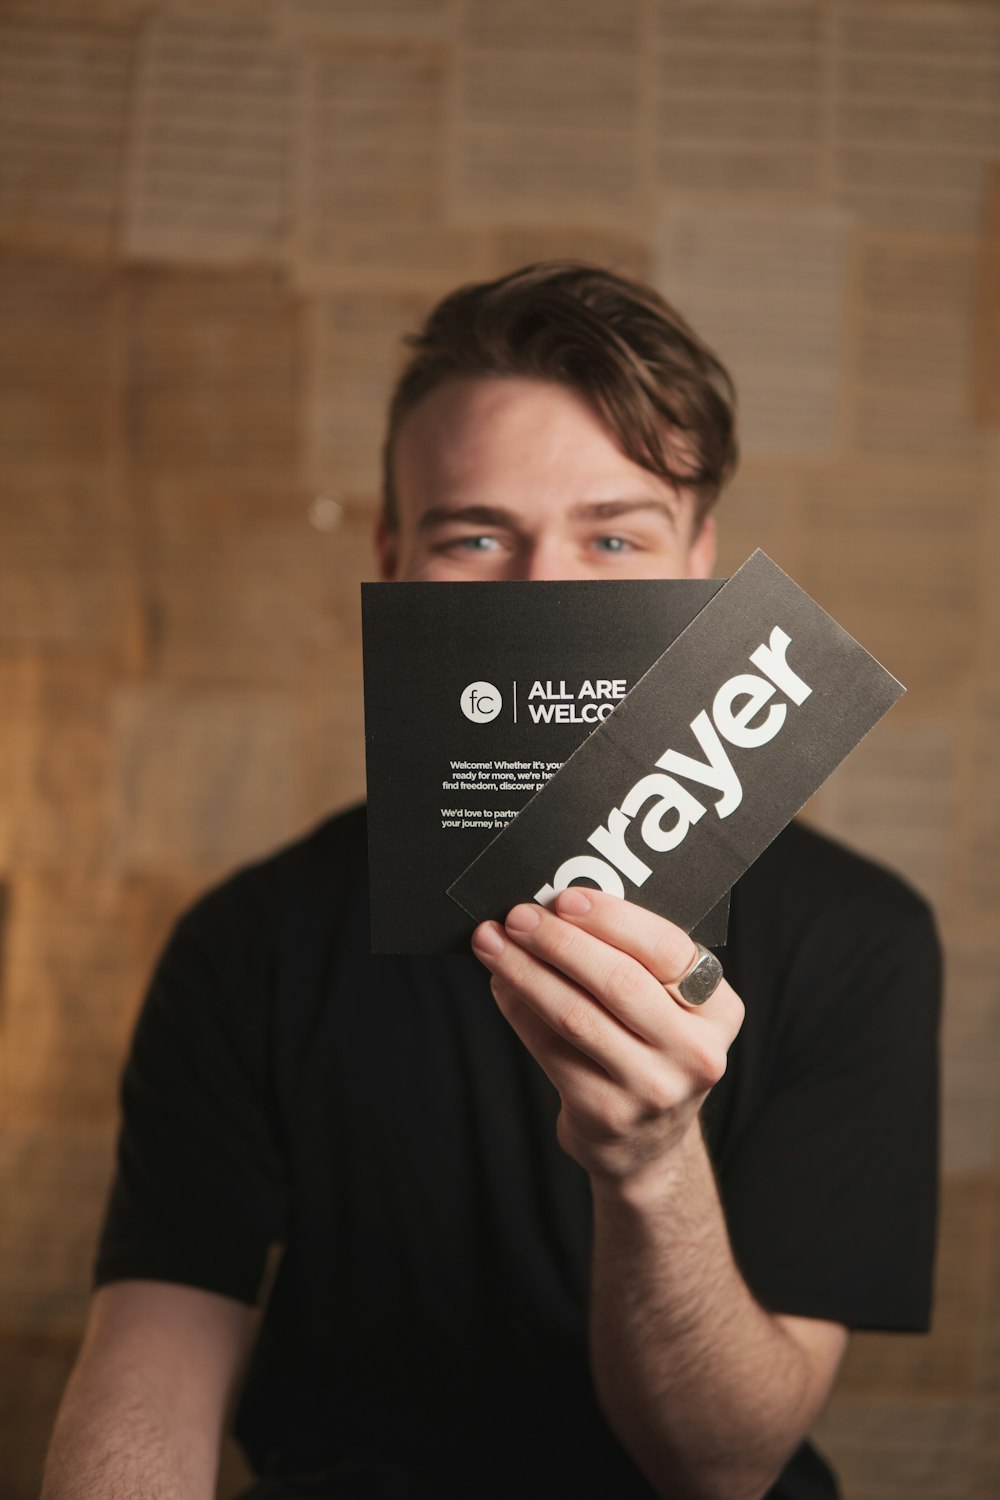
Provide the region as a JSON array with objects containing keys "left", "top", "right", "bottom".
[
  {"left": 448, "top": 551, "right": 905, "bottom": 934},
  {"left": 362, "top": 578, "right": 728, "bottom": 953}
]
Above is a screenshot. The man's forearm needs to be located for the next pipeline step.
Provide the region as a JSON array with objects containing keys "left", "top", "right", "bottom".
[
  {"left": 42, "top": 1351, "right": 218, "bottom": 1500},
  {"left": 473, "top": 894, "right": 842, "bottom": 1498},
  {"left": 43, "top": 1280, "right": 248, "bottom": 1500},
  {"left": 589, "top": 1128, "right": 825, "bottom": 1500}
]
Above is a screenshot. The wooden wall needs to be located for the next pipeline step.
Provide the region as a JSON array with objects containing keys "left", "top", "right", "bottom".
[{"left": 0, "top": 3, "right": 998, "bottom": 1496}]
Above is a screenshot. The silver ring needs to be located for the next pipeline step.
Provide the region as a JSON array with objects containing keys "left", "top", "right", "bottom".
[{"left": 675, "top": 943, "right": 724, "bottom": 1006}]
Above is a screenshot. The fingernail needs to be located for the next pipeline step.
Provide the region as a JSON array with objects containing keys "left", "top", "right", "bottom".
[
  {"left": 556, "top": 889, "right": 591, "bottom": 917},
  {"left": 472, "top": 922, "right": 505, "bottom": 958},
  {"left": 505, "top": 903, "right": 541, "bottom": 935}
]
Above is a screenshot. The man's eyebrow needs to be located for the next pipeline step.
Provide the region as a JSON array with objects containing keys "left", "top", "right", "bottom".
[
  {"left": 568, "top": 498, "right": 680, "bottom": 525},
  {"left": 415, "top": 497, "right": 681, "bottom": 533},
  {"left": 416, "top": 504, "right": 519, "bottom": 533}
]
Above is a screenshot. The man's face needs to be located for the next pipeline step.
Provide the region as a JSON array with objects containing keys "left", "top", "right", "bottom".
[{"left": 377, "top": 376, "right": 717, "bottom": 583}]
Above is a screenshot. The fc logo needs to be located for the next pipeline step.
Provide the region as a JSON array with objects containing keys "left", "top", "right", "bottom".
[{"left": 461, "top": 681, "right": 502, "bottom": 723}]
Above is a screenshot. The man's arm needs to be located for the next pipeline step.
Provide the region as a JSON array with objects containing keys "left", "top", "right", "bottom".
[
  {"left": 589, "top": 1136, "right": 846, "bottom": 1500},
  {"left": 42, "top": 1280, "right": 253, "bottom": 1500},
  {"left": 472, "top": 891, "right": 847, "bottom": 1500}
]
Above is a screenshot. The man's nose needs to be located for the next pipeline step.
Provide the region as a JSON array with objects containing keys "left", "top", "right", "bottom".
[{"left": 519, "top": 539, "right": 579, "bottom": 581}]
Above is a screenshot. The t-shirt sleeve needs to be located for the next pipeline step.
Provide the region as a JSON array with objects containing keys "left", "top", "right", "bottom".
[
  {"left": 94, "top": 880, "right": 288, "bottom": 1304},
  {"left": 717, "top": 888, "right": 941, "bottom": 1333}
]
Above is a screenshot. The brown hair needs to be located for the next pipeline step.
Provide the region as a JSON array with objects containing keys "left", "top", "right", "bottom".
[{"left": 381, "top": 261, "right": 738, "bottom": 530}]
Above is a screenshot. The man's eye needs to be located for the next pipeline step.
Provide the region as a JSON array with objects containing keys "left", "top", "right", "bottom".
[
  {"left": 450, "top": 534, "right": 500, "bottom": 552},
  {"left": 593, "top": 535, "right": 634, "bottom": 553}
]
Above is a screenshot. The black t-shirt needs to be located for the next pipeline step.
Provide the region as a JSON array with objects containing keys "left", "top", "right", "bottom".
[{"left": 96, "top": 807, "right": 941, "bottom": 1500}]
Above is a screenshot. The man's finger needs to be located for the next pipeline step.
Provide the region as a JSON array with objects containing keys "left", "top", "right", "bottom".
[
  {"left": 489, "top": 973, "right": 616, "bottom": 1103},
  {"left": 529, "top": 890, "right": 745, "bottom": 1043},
  {"left": 473, "top": 918, "right": 655, "bottom": 1075}
]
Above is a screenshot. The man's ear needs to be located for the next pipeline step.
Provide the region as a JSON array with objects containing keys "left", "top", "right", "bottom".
[
  {"left": 687, "top": 514, "right": 717, "bottom": 579},
  {"left": 374, "top": 513, "right": 398, "bottom": 581}
]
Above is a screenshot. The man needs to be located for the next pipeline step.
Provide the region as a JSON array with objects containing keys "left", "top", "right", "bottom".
[{"left": 43, "top": 264, "right": 940, "bottom": 1500}]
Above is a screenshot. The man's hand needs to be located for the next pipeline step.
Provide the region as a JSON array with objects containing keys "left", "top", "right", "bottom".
[
  {"left": 471, "top": 888, "right": 744, "bottom": 1185},
  {"left": 472, "top": 890, "right": 845, "bottom": 1500}
]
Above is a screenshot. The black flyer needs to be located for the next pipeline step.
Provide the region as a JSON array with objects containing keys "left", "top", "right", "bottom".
[
  {"left": 362, "top": 578, "right": 727, "bottom": 953},
  {"left": 448, "top": 551, "right": 905, "bottom": 936}
]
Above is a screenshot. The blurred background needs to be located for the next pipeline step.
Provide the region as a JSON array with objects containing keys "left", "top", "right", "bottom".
[{"left": 0, "top": 2, "right": 998, "bottom": 1496}]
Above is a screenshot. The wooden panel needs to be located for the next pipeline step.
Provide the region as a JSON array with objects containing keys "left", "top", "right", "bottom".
[
  {"left": 296, "top": 44, "right": 487, "bottom": 290},
  {"left": 134, "top": 471, "right": 309, "bottom": 532},
  {"left": 712, "top": 461, "right": 804, "bottom": 582},
  {"left": 974, "top": 1440, "right": 1000, "bottom": 1500},
  {"left": 973, "top": 164, "right": 1000, "bottom": 428},
  {"left": 971, "top": 441, "right": 1000, "bottom": 693},
  {"left": 296, "top": 220, "right": 488, "bottom": 293},
  {"left": 815, "top": 1394, "right": 977, "bottom": 1499},
  {"left": 462, "top": 0, "right": 639, "bottom": 52},
  {"left": 0, "top": 474, "right": 139, "bottom": 660},
  {"left": 3, "top": 872, "right": 191, "bottom": 1124},
  {"left": 0, "top": 17, "right": 134, "bottom": 259},
  {"left": 797, "top": 460, "right": 982, "bottom": 709},
  {"left": 128, "top": 269, "right": 299, "bottom": 478},
  {"left": 655, "top": 1, "right": 826, "bottom": 196},
  {"left": 0, "top": 656, "right": 35, "bottom": 873},
  {"left": 304, "top": 289, "right": 431, "bottom": 500},
  {"left": 0, "top": 1331, "right": 79, "bottom": 1500},
  {"left": 315, "top": 503, "right": 375, "bottom": 650},
  {"left": 849, "top": 235, "right": 984, "bottom": 462},
  {"left": 110, "top": 683, "right": 302, "bottom": 876},
  {"left": 656, "top": 203, "right": 849, "bottom": 455},
  {"left": 142, "top": 521, "right": 339, "bottom": 685},
  {"left": 833, "top": 4, "right": 1000, "bottom": 233},
  {"left": 0, "top": 258, "right": 133, "bottom": 654},
  {"left": 942, "top": 938, "right": 1000, "bottom": 1174},
  {"left": 454, "top": 5, "right": 639, "bottom": 223},
  {"left": 979, "top": 1172, "right": 1000, "bottom": 1399},
  {"left": 123, "top": 10, "right": 296, "bottom": 266},
  {"left": 816, "top": 724, "right": 956, "bottom": 913},
  {"left": 0, "top": 0, "right": 151, "bottom": 17},
  {"left": 956, "top": 692, "right": 1000, "bottom": 926},
  {"left": 279, "top": 0, "right": 452, "bottom": 40},
  {"left": 0, "top": 1123, "right": 115, "bottom": 1327},
  {"left": 0, "top": 258, "right": 120, "bottom": 471},
  {"left": 463, "top": 47, "right": 635, "bottom": 135},
  {"left": 301, "top": 46, "right": 444, "bottom": 225},
  {"left": 10, "top": 654, "right": 114, "bottom": 874},
  {"left": 490, "top": 226, "right": 650, "bottom": 282}
]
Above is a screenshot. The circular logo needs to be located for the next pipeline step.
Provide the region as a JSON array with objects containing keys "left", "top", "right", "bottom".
[{"left": 461, "top": 681, "right": 502, "bottom": 723}]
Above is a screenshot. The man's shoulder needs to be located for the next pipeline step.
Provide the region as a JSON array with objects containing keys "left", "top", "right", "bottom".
[
  {"left": 724, "top": 819, "right": 941, "bottom": 1108},
  {"left": 734, "top": 818, "right": 937, "bottom": 958},
  {"left": 751, "top": 818, "right": 931, "bottom": 915},
  {"left": 236, "top": 801, "right": 368, "bottom": 892},
  {"left": 177, "top": 803, "right": 369, "bottom": 947}
]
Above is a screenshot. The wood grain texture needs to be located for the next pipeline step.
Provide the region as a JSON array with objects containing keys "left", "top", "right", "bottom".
[
  {"left": 3, "top": 871, "right": 189, "bottom": 1123},
  {"left": 110, "top": 682, "right": 302, "bottom": 875},
  {"left": 127, "top": 269, "right": 299, "bottom": 477},
  {"left": 974, "top": 165, "right": 1000, "bottom": 428},
  {"left": 0, "top": 1123, "right": 115, "bottom": 1326},
  {"left": 0, "top": 16, "right": 135, "bottom": 259}
]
